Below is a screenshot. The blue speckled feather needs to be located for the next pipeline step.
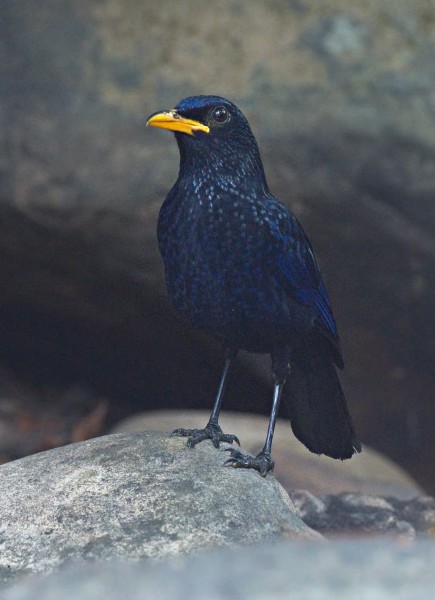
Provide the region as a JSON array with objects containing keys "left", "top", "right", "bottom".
[{"left": 267, "top": 201, "right": 339, "bottom": 340}]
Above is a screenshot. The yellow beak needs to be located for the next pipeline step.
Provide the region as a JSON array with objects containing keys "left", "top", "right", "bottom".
[{"left": 146, "top": 110, "right": 210, "bottom": 136}]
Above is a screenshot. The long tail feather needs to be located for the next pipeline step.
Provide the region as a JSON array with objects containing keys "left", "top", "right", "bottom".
[{"left": 285, "top": 340, "right": 361, "bottom": 459}]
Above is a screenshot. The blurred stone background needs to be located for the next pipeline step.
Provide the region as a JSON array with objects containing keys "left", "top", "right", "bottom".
[{"left": 0, "top": 0, "right": 434, "bottom": 492}]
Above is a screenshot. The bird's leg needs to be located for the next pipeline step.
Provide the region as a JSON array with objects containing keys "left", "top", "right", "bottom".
[
  {"left": 225, "top": 352, "right": 289, "bottom": 476},
  {"left": 171, "top": 348, "right": 240, "bottom": 449},
  {"left": 224, "top": 381, "right": 284, "bottom": 476}
]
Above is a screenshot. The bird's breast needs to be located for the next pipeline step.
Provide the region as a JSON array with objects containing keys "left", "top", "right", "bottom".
[{"left": 157, "top": 188, "right": 307, "bottom": 349}]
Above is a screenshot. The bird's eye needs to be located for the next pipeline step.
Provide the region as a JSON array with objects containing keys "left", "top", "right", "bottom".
[{"left": 211, "top": 106, "right": 229, "bottom": 124}]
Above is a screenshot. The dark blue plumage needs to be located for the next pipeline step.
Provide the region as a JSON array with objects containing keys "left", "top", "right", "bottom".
[{"left": 147, "top": 95, "right": 360, "bottom": 475}]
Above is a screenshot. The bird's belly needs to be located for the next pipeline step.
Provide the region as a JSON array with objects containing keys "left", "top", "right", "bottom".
[{"left": 164, "top": 254, "right": 305, "bottom": 352}]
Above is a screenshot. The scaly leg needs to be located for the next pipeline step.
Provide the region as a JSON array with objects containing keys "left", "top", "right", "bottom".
[
  {"left": 224, "top": 380, "right": 284, "bottom": 475},
  {"left": 224, "top": 349, "right": 289, "bottom": 476},
  {"left": 171, "top": 348, "right": 240, "bottom": 448}
]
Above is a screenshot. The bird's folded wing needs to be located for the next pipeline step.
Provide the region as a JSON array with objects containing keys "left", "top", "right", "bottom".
[{"left": 266, "top": 201, "right": 340, "bottom": 345}]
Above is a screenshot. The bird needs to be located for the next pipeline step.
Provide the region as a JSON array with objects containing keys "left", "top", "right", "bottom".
[{"left": 146, "top": 95, "right": 361, "bottom": 476}]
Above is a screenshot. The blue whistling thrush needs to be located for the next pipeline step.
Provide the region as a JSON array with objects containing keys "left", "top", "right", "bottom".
[{"left": 147, "top": 96, "right": 361, "bottom": 475}]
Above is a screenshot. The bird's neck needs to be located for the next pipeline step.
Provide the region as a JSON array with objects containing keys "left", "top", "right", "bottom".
[{"left": 177, "top": 143, "right": 269, "bottom": 197}]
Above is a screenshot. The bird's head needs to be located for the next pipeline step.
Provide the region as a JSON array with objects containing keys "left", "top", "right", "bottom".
[{"left": 147, "top": 96, "right": 267, "bottom": 189}]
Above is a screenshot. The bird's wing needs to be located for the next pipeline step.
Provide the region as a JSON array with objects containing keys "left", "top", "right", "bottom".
[{"left": 266, "top": 200, "right": 341, "bottom": 353}]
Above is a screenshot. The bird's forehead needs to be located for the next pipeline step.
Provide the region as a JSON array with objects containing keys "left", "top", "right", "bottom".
[{"left": 175, "top": 95, "right": 234, "bottom": 115}]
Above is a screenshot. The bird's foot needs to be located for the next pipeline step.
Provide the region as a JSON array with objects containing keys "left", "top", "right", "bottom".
[
  {"left": 170, "top": 422, "right": 240, "bottom": 449},
  {"left": 224, "top": 449, "right": 274, "bottom": 477}
]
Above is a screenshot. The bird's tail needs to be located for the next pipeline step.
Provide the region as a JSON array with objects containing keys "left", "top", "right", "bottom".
[{"left": 285, "top": 339, "right": 361, "bottom": 459}]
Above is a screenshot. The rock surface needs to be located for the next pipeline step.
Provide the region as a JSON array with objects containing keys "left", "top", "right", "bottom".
[
  {"left": 112, "top": 410, "right": 423, "bottom": 500},
  {"left": 2, "top": 539, "right": 435, "bottom": 600},
  {"left": 290, "top": 490, "right": 435, "bottom": 539},
  {"left": 0, "top": 0, "right": 434, "bottom": 495},
  {"left": 0, "top": 431, "right": 316, "bottom": 585}
]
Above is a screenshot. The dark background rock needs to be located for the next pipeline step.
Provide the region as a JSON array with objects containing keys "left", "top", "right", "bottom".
[
  {"left": 290, "top": 489, "right": 435, "bottom": 538},
  {"left": 0, "top": 367, "right": 108, "bottom": 460},
  {"left": 0, "top": 1, "right": 434, "bottom": 492},
  {"left": 3, "top": 539, "right": 435, "bottom": 600},
  {"left": 0, "top": 431, "right": 314, "bottom": 585}
]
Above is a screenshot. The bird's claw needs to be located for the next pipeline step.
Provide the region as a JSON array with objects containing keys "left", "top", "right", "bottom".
[
  {"left": 224, "top": 448, "right": 274, "bottom": 476},
  {"left": 170, "top": 423, "right": 240, "bottom": 449}
]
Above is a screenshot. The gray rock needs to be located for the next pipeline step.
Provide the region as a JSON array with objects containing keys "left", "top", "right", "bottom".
[
  {"left": 2, "top": 538, "right": 435, "bottom": 600},
  {"left": 0, "top": 431, "right": 316, "bottom": 585}
]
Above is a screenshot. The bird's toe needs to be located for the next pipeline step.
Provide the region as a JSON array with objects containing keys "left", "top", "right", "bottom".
[
  {"left": 170, "top": 428, "right": 196, "bottom": 438},
  {"left": 171, "top": 423, "right": 240, "bottom": 449},
  {"left": 224, "top": 448, "right": 274, "bottom": 476},
  {"left": 220, "top": 433, "right": 241, "bottom": 446}
]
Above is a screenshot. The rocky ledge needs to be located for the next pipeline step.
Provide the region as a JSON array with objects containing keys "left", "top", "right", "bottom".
[{"left": 0, "top": 431, "right": 316, "bottom": 586}]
